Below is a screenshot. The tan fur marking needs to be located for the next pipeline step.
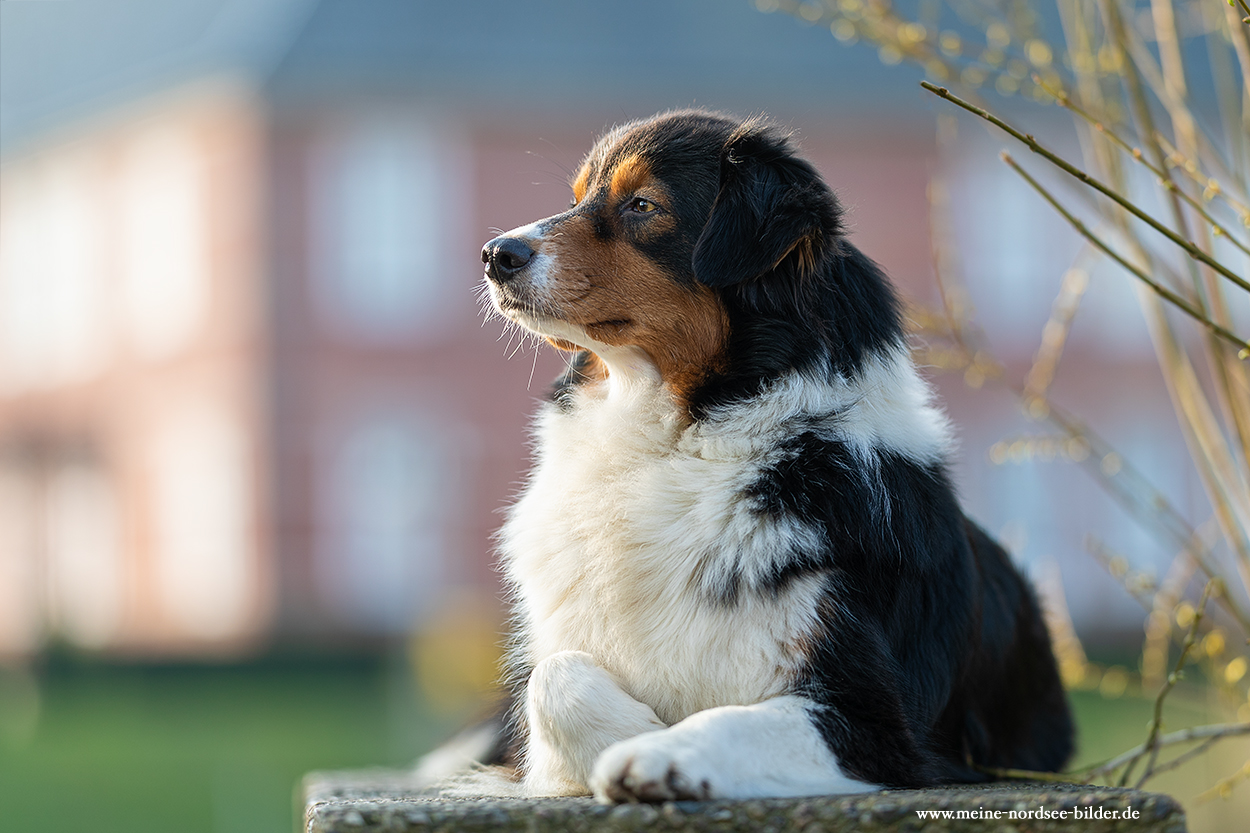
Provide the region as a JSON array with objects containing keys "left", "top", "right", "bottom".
[
  {"left": 783, "top": 237, "right": 820, "bottom": 276},
  {"left": 544, "top": 214, "right": 730, "bottom": 410},
  {"left": 575, "top": 352, "right": 608, "bottom": 385},
  {"left": 572, "top": 166, "right": 590, "bottom": 204},
  {"left": 544, "top": 340, "right": 609, "bottom": 385},
  {"left": 609, "top": 155, "right": 652, "bottom": 201}
]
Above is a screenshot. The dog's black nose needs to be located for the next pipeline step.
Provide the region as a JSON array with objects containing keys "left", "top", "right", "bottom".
[{"left": 482, "top": 236, "right": 535, "bottom": 282}]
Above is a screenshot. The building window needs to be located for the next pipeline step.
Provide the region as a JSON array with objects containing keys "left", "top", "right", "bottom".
[
  {"left": 118, "top": 126, "right": 210, "bottom": 361},
  {"left": 943, "top": 129, "right": 1153, "bottom": 357},
  {"left": 948, "top": 158, "right": 1071, "bottom": 344},
  {"left": 0, "top": 152, "right": 110, "bottom": 392},
  {"left": 148, "top": 400, "right": 255, "bottom": 639},
  {"left": 315, "top": 413, "right": 459, "bottom": 633},
  {"left": 0, "top": 456, "right": 41, "bottom": 656},
  {"left": 45, "top": 459, "right": 124, "bottom": 649},
  {"left": 309, "top": 116, "right": 468, "bottom": 342}
]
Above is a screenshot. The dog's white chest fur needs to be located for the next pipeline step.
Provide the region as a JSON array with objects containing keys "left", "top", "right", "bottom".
[
  {"left": 500, "top": 375, "right": 825, "bottom": 727},
  {"left": 501, "top": 347, "right": 951, "bottom": 732}
]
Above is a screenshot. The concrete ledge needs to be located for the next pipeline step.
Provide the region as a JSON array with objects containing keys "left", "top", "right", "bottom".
[{"left": 303, "top": 770, "right": 1187, "bottom": 832}]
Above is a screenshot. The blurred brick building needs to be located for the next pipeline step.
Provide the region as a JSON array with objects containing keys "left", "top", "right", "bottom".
[
  {"left": 0, "top": 0, "right": 1192, "bottom": 659},
  {"left": 0, "top": 0, "right": 941, "bottom": 657}
]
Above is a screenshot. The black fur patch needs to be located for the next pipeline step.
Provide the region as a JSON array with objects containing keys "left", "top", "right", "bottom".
[{"left": 742, "top": 428, "right": 1072, "bottom": 782}]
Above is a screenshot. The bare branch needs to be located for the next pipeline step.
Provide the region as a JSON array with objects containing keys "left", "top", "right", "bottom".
[
  {"left": 1233, "top": 0, "right": 1250, "bottom": 26},
  {"left": 921, "top": 81, "right": 1250, "bottom": 297},
  {"left": 1000, "top": 152, "right": 1250, "bottom": 355},
  {"left": 971, "top": 763, "right": 1082, "bottom": 783},
  {"left": 1124, "top": 580, "right": 1216, "bottom": 787},
  {"left": 974, "top": 721, "right": 1250, "bottom": 785},
  {"left": 1085, "top": 722, "right": 1250, "bottom": 781},
  {"left": 1035, "top": 76, "right": 1250, "bottom": 258}
]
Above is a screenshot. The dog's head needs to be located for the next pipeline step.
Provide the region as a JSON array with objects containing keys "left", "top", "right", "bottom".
[{"left": 482, "top": 110, "right": 901, "bottom": 413}]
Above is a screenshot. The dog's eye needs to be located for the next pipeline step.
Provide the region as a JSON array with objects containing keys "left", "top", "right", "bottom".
[{"left": 628, "top": 197, "right": 659, "bottom": 214}]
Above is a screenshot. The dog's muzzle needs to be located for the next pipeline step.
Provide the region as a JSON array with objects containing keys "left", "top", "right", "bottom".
[{"left": 482, "top": 235, "right": 535, "bottom": 284}]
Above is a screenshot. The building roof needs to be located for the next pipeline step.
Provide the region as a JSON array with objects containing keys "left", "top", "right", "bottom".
[{"left": 1, "top": 0, "right": 920, "bottom": 154}]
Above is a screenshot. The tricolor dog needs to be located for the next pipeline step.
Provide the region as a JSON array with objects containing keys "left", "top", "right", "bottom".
[{"left": 439, "top": 109, "right": 1072, "bottom": 802}]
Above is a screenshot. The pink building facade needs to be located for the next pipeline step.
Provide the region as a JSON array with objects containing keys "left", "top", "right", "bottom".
[{"left": 1, "top": 0, "right": 1193, "bottom": 659}]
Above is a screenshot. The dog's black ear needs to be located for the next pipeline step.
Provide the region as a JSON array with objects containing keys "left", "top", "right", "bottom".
[{"left": 692, "top": 125, "right": 842, "bottom": 288}]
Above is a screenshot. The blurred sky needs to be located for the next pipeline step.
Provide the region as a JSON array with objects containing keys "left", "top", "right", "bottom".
[{"left": 0, "top": 0, "right": 935, "bottom": 155}]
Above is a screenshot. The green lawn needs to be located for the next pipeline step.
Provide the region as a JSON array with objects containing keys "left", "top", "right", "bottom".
[
  {"left": 0, "top": 658, "right": 1246, "bottom": 833},
  {"left": 0, "top": 655, "right": 461, "bottom": 833}
]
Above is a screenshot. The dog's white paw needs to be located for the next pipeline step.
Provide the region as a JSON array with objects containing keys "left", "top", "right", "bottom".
[
  {"left": 524, "top": 650, "right": 666, "bottom": 795},
  {"left": 589, "top": 698, "right": 881, "bottom": 803},
  {"left": 590, "top": 730, "right": 716, "bottom": 803}
]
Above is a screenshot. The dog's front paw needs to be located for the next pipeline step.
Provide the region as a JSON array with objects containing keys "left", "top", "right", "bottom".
[
  {"left": 523, "top": 651, "right": 667, "bottom": 795},
  {"left": 590, "top": 731, "right": 714, "bottom": 803}
]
